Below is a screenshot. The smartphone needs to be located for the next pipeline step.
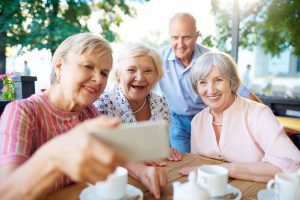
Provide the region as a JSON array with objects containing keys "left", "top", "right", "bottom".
[{"left": 91, "top": 120, "right": 170, "bottom": 161}]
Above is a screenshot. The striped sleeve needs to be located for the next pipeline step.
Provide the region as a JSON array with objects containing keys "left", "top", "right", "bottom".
[{"left": 0, "top": 100, "right": 36, "bottom": 165}]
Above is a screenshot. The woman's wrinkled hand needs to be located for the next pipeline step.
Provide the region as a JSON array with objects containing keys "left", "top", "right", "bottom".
[
  {"left": 145, "top": 161, "right": 167, "bottom": 167},
  {"left": 168, "top": 148, "right": 182, "bottom": 161},
  {"left": 53, "top": 116, "right": 125, "bottom": 184},
  {"left": 179, "top": 166, "right": 199, "bottom": 176},
  {"left": 138, "top": 166, "right": 167, "bottom": 199},
  {"left": 144, "top": 148, "right": 182, "bottom": 167}
]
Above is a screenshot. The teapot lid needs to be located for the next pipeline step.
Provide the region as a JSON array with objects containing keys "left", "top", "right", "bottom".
[{"left": 176, "top": 171, "right": 209, "bottom": 199}]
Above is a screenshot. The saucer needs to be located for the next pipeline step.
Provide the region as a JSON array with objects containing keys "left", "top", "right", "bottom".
[
  {"left": 257, "top": 189, "right": 276, "bottom": 200},
  {"left": 79, "top": 184, "right": 143, "bottom": 200},
  {"left": 224, "top": 184, "right": 242, "bottom": 200}
]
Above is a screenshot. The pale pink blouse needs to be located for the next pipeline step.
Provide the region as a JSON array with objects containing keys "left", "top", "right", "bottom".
[{"left": 191, "top": 96, "right": 300, "bottom": 172}]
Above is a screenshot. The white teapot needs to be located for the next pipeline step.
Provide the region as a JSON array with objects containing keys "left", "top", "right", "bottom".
[{"left": 173, "top": 171, "right": 209, "bottom": 200}]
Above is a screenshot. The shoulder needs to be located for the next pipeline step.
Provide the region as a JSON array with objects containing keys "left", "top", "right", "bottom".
[
  {"left": 0, "top": 94, "right": 43, "bottom": 132},
  {"left": 94, "top": 87, "right": 123, "bottom": 114},
  {"left": 158, "top": 45, "right": 172, "bottom": 59},
  {"left": 150, "top": 92, "right": 168, "bottom": 105},
  {"left": 238, "top": 96, "right": 272, "bottom": 117},
  {"left": 149, "top": 93, "right": 169, "bottom": 115},
  {"left": 237, "top": 83, "right": 251, "bottom": 97},
  {"left": 149, "top": 92, "right": 170, "bottom": 123},
  {"left": 192, "top": 107, "right": 209, "bottom": 124},
  {"left": 94, "top": 87, "right": 118, "bottom": 107},
  {"left": 196, "top": 43, "right": 210, "bottom": 53},
  {"left": 4, "top": 94, "right": 42, "bottom": 113}
]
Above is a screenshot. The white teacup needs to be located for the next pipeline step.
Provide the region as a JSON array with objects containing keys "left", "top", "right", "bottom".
[
  {"left": 95, "top": 166, "right": 128, "bottom": 199},
  {"left": 197, "top": 165, "right": 228, "bottom": 197},
  {"left": 267, "top": 172, "right": 300, "bottom": 200}
]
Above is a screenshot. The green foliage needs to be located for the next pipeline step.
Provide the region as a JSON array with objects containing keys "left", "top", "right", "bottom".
[
  {"left": 0, "top": 74, "right": 15, "bottom": 101},
  {"left": 0, "top": 0, "right": 146, "bottom": 54},
  {"left": 211, "top": 0, "right": 300, "bottom": 56}
]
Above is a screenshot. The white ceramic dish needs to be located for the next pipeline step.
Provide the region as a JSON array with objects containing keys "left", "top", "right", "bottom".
[
  {"left": 257, "top": 189, "right": 276, "bottom": 200},
  {"left": 79, "top": 184, "right": 143, "bottom": 200}
]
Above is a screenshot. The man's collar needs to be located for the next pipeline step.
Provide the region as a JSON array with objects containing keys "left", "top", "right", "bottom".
[{"left": 167, "top": 44, "right": 201, "bottom": 62}]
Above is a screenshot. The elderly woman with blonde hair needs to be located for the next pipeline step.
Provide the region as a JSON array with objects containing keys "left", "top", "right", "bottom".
[
  {"left": 180, "top": 51, "right": 300, "bottom": 182},
  {"left": 0, "top": 33, "right": 125, "bottom": 199}
]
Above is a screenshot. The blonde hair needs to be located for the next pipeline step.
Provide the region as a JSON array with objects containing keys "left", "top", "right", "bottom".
[
  {"left": 190, "top": 51, "right": 241, "bottom": 94},
  {"left": 112, "top": 43, "right": 163, "bottom": 84},
  {"left": 50, "top": 32, "right": 112, "bottom": 84}
]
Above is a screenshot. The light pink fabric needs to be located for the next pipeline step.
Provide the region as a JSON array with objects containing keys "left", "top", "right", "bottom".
[
  {"left": 191, "top": 96, "right": 300, "bottom": 172},
  {"left": 0, "top": 92, "right": 99, "bottom": 190}
]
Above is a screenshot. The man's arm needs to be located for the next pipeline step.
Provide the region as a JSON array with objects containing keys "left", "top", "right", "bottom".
[{"left": 248, "top": 92, "right": 262, "bottom": 103}]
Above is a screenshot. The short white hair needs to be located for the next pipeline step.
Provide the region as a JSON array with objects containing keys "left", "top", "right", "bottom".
[
  {"left": 112, "top": 43, "right": 163, "bottom": 83},
  {"left": 190, "top": 51, "right": 241, "bottom": 94}
]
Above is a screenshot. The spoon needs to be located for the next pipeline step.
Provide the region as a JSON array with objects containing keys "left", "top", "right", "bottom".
[
  {"left": 210, "top": 192, "right": 238, "bottom": 199},
  {"left": 121, "top": 194, "right": 140, "bottom": 200}
]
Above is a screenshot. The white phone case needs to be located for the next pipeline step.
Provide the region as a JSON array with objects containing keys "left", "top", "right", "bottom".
[{"left": 91, "top": 120, "right": 170, "bottom": 161}]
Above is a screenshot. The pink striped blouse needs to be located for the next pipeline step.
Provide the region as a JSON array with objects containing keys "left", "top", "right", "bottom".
[{"left": 0, "top": 93, "right": 99, "bottom": 190}]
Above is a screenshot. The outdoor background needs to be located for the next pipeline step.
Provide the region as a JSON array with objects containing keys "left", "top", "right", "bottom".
[{"left": 1, "top": 0, "right": 299, "bottom": 98}]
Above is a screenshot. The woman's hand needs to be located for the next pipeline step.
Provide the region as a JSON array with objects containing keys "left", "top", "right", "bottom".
[
  {"left": 144, "top": 148, "right": 182, "bottom": 167},
  {"left": 126, "top": 162, "right": 167, "bottom": 199},
  {"left": 138, "top": 166, "right": 167, "bottom": 199},
  {"left": 0, "top": 116, "right": 125, "bottom": 200},
  {"left": 168, "top": 148, "right": 182, "bottom": 161},
  {"left": 145, "top": 161, "right": 167, "bottom": 167},
  {"left": 52, "top": 116, "right": 125, "bottom": 184},
  {"left": 179, "top": 166, "right": 199, "bottom": 176}
]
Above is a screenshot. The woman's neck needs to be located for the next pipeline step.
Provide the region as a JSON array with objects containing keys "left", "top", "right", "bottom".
[
  {"left": 44, "top": 86, "right": 77, "bottom": 112},
  {"left": 211, "top": 94, "right": 236, "bottom": 124}
]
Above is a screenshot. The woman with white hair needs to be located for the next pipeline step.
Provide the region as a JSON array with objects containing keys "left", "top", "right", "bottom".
[
  {"left": 180, "top": 51, "right": 300, "bottom": 182},
  {"left": 94, "top": 43, "right": 169, "bottom": 124},
  {"left": 94, "top": 43, "right": 182, "bottom": 189}
]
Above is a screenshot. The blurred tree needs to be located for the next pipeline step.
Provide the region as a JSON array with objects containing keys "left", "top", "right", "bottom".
[
  {"left": 210, "top": 0, "right": 300, "bottom": 56},
  {"left": 0, "top": 0, "right": 147, "bottom": 74}
]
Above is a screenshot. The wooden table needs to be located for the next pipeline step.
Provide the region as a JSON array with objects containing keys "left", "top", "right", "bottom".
[
  {"left": 46, "top": 154, "right": 266, "bottom": 200},
  {"left": 276, "top": 116, "right": 300, "bottom": 135}
]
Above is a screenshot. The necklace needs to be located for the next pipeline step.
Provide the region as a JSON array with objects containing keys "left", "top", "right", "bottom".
[
  {"left": 132, "top": 98, "right": 146, "bottom": 114},
  {"left": 212, "top": 121, "right": 223, "bottom": 126}
]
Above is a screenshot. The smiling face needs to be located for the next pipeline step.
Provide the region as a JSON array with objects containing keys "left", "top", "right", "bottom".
[
  {"left": 117, "top": 55, "right": 158, "bottom": 103},
  {"left": 169, "top": 14, "right": 198, "bottom": 66},
  {"left": 197, "top": 66, "right": 235, "bottom": 113},
  {"left": 56, "top": 50, "right": 112, "bottom": 109}
]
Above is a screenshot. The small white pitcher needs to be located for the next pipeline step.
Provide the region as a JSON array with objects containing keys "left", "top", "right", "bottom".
[{"left": 173, "top": 171, "right": 209, "bottom": 200}]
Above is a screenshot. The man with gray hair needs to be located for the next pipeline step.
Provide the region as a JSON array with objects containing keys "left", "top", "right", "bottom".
[{"left": 156, "top": 12, "right": 260, "bottom": 153}]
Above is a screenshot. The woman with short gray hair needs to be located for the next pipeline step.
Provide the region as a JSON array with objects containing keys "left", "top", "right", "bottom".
[{"left": 181, "top": 51, "right": 300, "bottom": 182}]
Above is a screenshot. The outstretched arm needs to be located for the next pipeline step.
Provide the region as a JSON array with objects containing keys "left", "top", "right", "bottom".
[
  {"left": 248, "top": 92, "right": 262, "bottom": 103},
  {"left": 220, "top": 162, "right": 281, "bottom": 182},
  {"left": 179, "top": 162, "right": 280, "bottom": 183},
  {"left": 0, "top": 116, "right": 124, "bottom": 200}
]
